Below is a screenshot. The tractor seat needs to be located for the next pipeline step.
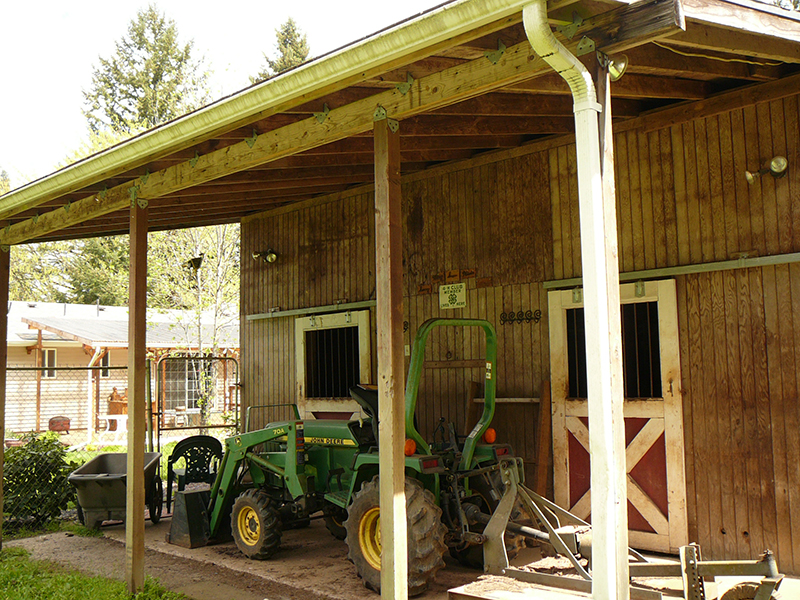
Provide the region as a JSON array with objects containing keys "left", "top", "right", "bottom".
[{"left": 350, "top": 385, "right": 379, "bottom": 443}]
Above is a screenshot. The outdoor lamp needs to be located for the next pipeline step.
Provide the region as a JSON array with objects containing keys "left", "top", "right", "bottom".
[
  {"left": 745, "top": 156, "right": 789, "bottom": 184},
  {"left": 597, "top": 52, "right": 628, "bottom": 82},
  {"left": 252, "top": 249, "right": 278, "bottom": 263}
]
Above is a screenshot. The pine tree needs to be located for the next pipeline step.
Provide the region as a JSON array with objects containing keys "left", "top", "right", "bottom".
[
  {"left": 251, "top": 18, "right": 310, "bottom": 82},
  {"left": 83, "top": 4, "right": 210, "bottom": 133}
]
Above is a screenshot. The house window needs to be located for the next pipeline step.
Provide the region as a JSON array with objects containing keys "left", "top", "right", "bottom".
[
  {"left": 100, "top": 351, "right": 110, "bottom": 378},
  {"left": 42, "top": 349, "right": 56, "bottom": 378},
  {"left": 162, "top": 356, "right": 214, "bottom": 412},
  {"left": 565, "top": 301, "right": 662, "bottom": 400},
  {"left": 295, "top": 310, "right": 372, "bottom": 413}
]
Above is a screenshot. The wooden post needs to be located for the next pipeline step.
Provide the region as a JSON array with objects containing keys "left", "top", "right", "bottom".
[
  {"left": 125, "top": 200, "right": 148, "bottom": 594},
  {"left": 35, "top": 329, "right": 42, "bottom": 431},
  {"left": 584, "top": 62, "right": 629, "bottom": 600},
  {"left": 0, "top": 247, "right": 10, "bottom": 551},
  {"left": 374, "top": 113, "right": 407, "bottom": 600}
]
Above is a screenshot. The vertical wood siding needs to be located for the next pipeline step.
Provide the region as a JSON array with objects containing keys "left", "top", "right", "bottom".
[{"left": 241, "top": 92, "right": 800, "bottom": 571}]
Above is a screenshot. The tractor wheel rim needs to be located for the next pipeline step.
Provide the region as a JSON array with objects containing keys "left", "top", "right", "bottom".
[
  {"left": 359, "top": 507, "right": 381, "bottom": 570},
  {"left": 238, "top": 506, "right": 260, "bottom": 546}
]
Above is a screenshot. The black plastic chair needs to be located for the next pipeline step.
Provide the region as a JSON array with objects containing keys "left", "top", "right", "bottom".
[{"left": 166, "top": 435, "right": 223, "bottom": 514}]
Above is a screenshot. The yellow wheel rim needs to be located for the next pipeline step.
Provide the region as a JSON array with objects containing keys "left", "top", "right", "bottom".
[
  {"left": 237, "top": 505, "right": 261, "bottom": 547},
  {"left": 359, "top": 507, "right": 381, "bottom": 570}
]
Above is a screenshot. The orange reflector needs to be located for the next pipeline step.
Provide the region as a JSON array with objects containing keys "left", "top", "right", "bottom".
[
  {"left": 404, "top": 438, "right": 417, "bottom": 456},
  {"left": 482, "top": 428, "right": 497, "bottom": 444}
]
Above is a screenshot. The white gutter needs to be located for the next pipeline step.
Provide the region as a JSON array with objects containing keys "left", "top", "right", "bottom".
[
  {"left": 86, "top": 346, "right": 104, "bottom": 445},
  {"left": 0, "top": 0, "right": 531, "bottom": 220},
  {"left": 523, "top": 3, "right": 629, "bottom": 600}
]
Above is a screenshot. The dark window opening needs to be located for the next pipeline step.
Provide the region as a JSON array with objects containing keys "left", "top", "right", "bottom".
[
  {"left": 566, "top": 301, "right": 662, "bottom": 399},
  {"left": 305, "top": 326, "right": 360, "bottom": 398}
]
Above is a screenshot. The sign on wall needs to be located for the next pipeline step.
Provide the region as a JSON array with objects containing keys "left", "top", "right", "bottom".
[{"left": 439, "top": 282, "right": 466, "bottom": 309}]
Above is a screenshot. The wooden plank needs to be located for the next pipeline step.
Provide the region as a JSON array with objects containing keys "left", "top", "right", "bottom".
[
  {"left": 637, "top": 129, "right": 656, "bottom": 270},
  {"left": 758, "top": 103, "right": 780, "bottom": 257},
  {"left": 705, "top": 116, "right": 725, "bottom": 262},
  {"left": 766, "top": 264, "right": 793, "bottom": 569},
  {"left": 535, "top": 380, "right": 552, "bottom": 497},
  {"left": 667, "top": 21, "right": 800, "bottom": 62},
  {"left": 671, "top": 124, "right": 690, "bottom": 265},
  {"left": 660, "top": 128, "right": 679, "bottom": 267},
  {"left": 683, "top": 122, "right": 702, "bottom": 264},
  {"left": 628, "top": 130, "right": 645, "bottom": 271},
  {"left": 373, "top": 116, "right": 407, "bottom": 600},
  {"left": 680, "top": 0, "right": 800, "bottom": 43},
  {"left": 0, "top": 249, "right": 8, "bottom": 551},
  {"left": 125, "top": 200, "right": 147, "bottom": 594},
  {"left": 704, "top": 271, "right": 724, "bottom": 558},
  {"left": 717, "top": 111, "right": 738, "bottom": 259},
  {"left": 787, "top": 263, "right": 800, "bottom": 573},
  {"left": 771, "top": 99, "right": 792, "bottom": 255}
]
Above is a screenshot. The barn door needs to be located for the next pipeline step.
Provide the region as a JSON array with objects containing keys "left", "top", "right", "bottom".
[{"left": 548, "top": 279, "right": 687, "bottom": 553}]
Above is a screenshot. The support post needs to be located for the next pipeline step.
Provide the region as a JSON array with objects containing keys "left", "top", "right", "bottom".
[
  {"left": 374, "top": 114, "right": 407, "bottom": 600},
  {"left": 0, "top": 247, "right": 9, "bottom": 551},
  {"left": 125, "top": 201, "right": 148, "bottom": 593},
  {"left": 582, "top": 61, "right": 629, "bottom": 600}
]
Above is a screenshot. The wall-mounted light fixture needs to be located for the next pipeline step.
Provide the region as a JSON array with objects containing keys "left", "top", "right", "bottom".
[
  {"left": 746, "top": 156, "right": 788, "bottom": 184},
  {"left": 252, "top": 249, "right": 278, "bottom": 263},
  {"left": 597, "top": 52, "right": 629, "bottom": 82}
]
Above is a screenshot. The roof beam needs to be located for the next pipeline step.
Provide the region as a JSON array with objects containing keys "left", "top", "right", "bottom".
[
  {"left": 665, "top": 22, "right": 800, "bottom": 63},
  {"left": 0, "top": 0, "right": 684, "bottom": 245}
]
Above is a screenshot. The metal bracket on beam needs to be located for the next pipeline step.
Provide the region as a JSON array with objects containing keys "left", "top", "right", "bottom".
[
  {"left": 313, "top": 103, "right": 330, "bottom": 124},
  {"left": 100, "top": 187, "right": 107, "bottom": 199},
  {"left": 373, "top": 105, "right": 388, "bottom": 121},
  {"left": 576, "top": 36, "right": 596, "bottom": 56},
  {"left": 32, "top": 214, "right": 38, "bottom": 225},
  {"left": 484, "top": 40, "right": 506, "bottom": 65},
  {"left": 1, "top": 245, "right": 8, "bottom": 253},
  {"left": 395, "top": 72, "right": 414, "bottom": 95},
  {"left": 388, "top": 119, "right": 399, "bottom": 133},
  {"left": 572, "top": 287, "right": 582, "bottom": 304},
  {"left": 556, "top": 12, "right": 583, "bottom": 40},
  {"left": 635, "top": 280, "right": 646, "bottom": 297},
  {"left": 190, "top": 151, "right": 200, "bottom": 167},
  {"left": 140, "top": 171, "right": 150, "bottom": 185},
  {"left": 246, "top": 129, "right": 258, "bottom": 148},
  {"left": 129, "top": 186, "right": 147, "bottom": 208},
  {"left": 63, "top": 201, "right": 71, "bottom": 213}
]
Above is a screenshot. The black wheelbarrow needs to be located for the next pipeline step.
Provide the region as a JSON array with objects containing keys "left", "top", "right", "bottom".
[{"left": 69, "top": 452, "right": 163, "bottom": 529}]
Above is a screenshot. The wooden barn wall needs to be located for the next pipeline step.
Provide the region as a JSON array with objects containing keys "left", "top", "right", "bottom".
[{"left": 242, "top": 91, "right": 800, "bottom": 570}]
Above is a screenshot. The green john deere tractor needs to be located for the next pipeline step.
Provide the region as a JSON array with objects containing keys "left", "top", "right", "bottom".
[
  {"left": 170, "top": 317, "right": 786, "bottom": 600},
  {"left": 173, "top": 318, "right": 525, "bottom": 595}
]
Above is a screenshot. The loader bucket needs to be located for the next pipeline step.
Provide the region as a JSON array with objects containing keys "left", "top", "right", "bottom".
[{"left": 167, "top": 489, "right": 211, "bottom": 548}]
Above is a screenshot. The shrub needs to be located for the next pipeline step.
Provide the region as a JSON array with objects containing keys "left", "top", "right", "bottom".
[{"left": 3, "top": 432, "right": 79, "bottom": 526}]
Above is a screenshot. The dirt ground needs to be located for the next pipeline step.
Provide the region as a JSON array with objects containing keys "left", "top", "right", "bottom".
[
  {"left": 8, "top": 516, "right": 798, "bottom": 600},
  {"left": 7, "top": 515, "right": 501, "bottom": 600}
]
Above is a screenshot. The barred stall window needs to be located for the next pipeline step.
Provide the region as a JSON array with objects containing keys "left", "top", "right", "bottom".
[{"left": 566, "top": 301, "right": 662, "bottom": 399}]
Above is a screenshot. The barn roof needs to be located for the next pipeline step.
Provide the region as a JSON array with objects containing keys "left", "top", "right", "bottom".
[{"left": 0, "top": 0, "right": 798, "bottom": 244}]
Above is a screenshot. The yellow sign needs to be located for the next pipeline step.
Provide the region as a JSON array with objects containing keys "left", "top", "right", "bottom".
[{"left": 439, "top": 282, "right": 467, "bottom": 309}]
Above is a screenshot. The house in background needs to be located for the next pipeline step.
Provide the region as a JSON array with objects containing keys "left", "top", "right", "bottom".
[{"left": 5, "top": 301, "right": 239, "bottom": 440}]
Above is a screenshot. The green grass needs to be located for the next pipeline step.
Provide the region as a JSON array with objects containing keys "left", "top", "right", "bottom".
[
  {"left": 3, "top": 518, "right": 103, "bottom": 541},
  {"left": 0, "top": 547, "right": 187, "bottom": 600}
]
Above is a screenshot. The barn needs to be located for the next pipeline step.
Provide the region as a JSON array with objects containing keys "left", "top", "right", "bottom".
[{"left": 1, "top": 0, "right": 798, "bottom": 596}]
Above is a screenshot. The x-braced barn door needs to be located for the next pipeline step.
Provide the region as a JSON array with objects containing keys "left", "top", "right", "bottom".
[{"left": 548, "top": 279, "right": 688, "bottom": 553}]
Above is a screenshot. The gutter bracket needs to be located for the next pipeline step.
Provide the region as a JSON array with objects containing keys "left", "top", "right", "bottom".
[
  {"left": 576, "top": 36, "right": 596, "bottom": 57},
  {"left": 395, "top": 72, "right": 415, "bottom": 95},
  {"left": 484, "top": 40, "right": 506, "bottom": 65},
  {"left": 313, "top": 103, "right": 330, "bottom": 124},
  {"left": 246, "top": 129, "right": 259, "bottom": 148}
]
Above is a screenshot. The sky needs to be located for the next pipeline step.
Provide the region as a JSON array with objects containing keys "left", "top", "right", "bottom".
[{"left": 0, "top": 0, "right": 443, "bottom": 189}]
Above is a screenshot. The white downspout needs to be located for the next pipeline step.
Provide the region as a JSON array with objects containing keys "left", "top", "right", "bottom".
[
  {"left": 86, "top": 346, "right": 103, "bottom": 445},
  {"left": 523, "top": 4, "right": 629, "bottom": 600}
]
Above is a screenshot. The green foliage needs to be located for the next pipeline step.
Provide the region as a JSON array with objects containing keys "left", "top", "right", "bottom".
[
  {"left": 252, "top": 18, "right": 310, "bottom": 82},
  {"left": 9, "top": 242, "right": 73, "bottom": 302},
  {"left": 3, "top": 433, "right": 79, "bottom": 527},
  {"left": 0, "top": 548, "right": 187, "bottom": 599},
  {"left": 54, "top": 235, "right": 131, "bottom": 305},
  {"left": 0, "top": 168, "right": 9, "bottom": 195},
  {"left": 83, "top": 4, "right": 210, "bottom": 133}
]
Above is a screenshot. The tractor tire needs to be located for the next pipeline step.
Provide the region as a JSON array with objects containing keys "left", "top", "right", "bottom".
[
  {"left": 231, "top": 488, "right": 282, "bottom": 560},
  {"left": 450, "top": 473, "right": 526, "bottom": 568},
  {"left": 323, "top": 503, "right": 348, "bottom": 540},
  {"left": 345, "top": 476, "right": 446, "bottom": 597},
  {"left": 720, "top": 582, "right": 781, "bottom": 600}
]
